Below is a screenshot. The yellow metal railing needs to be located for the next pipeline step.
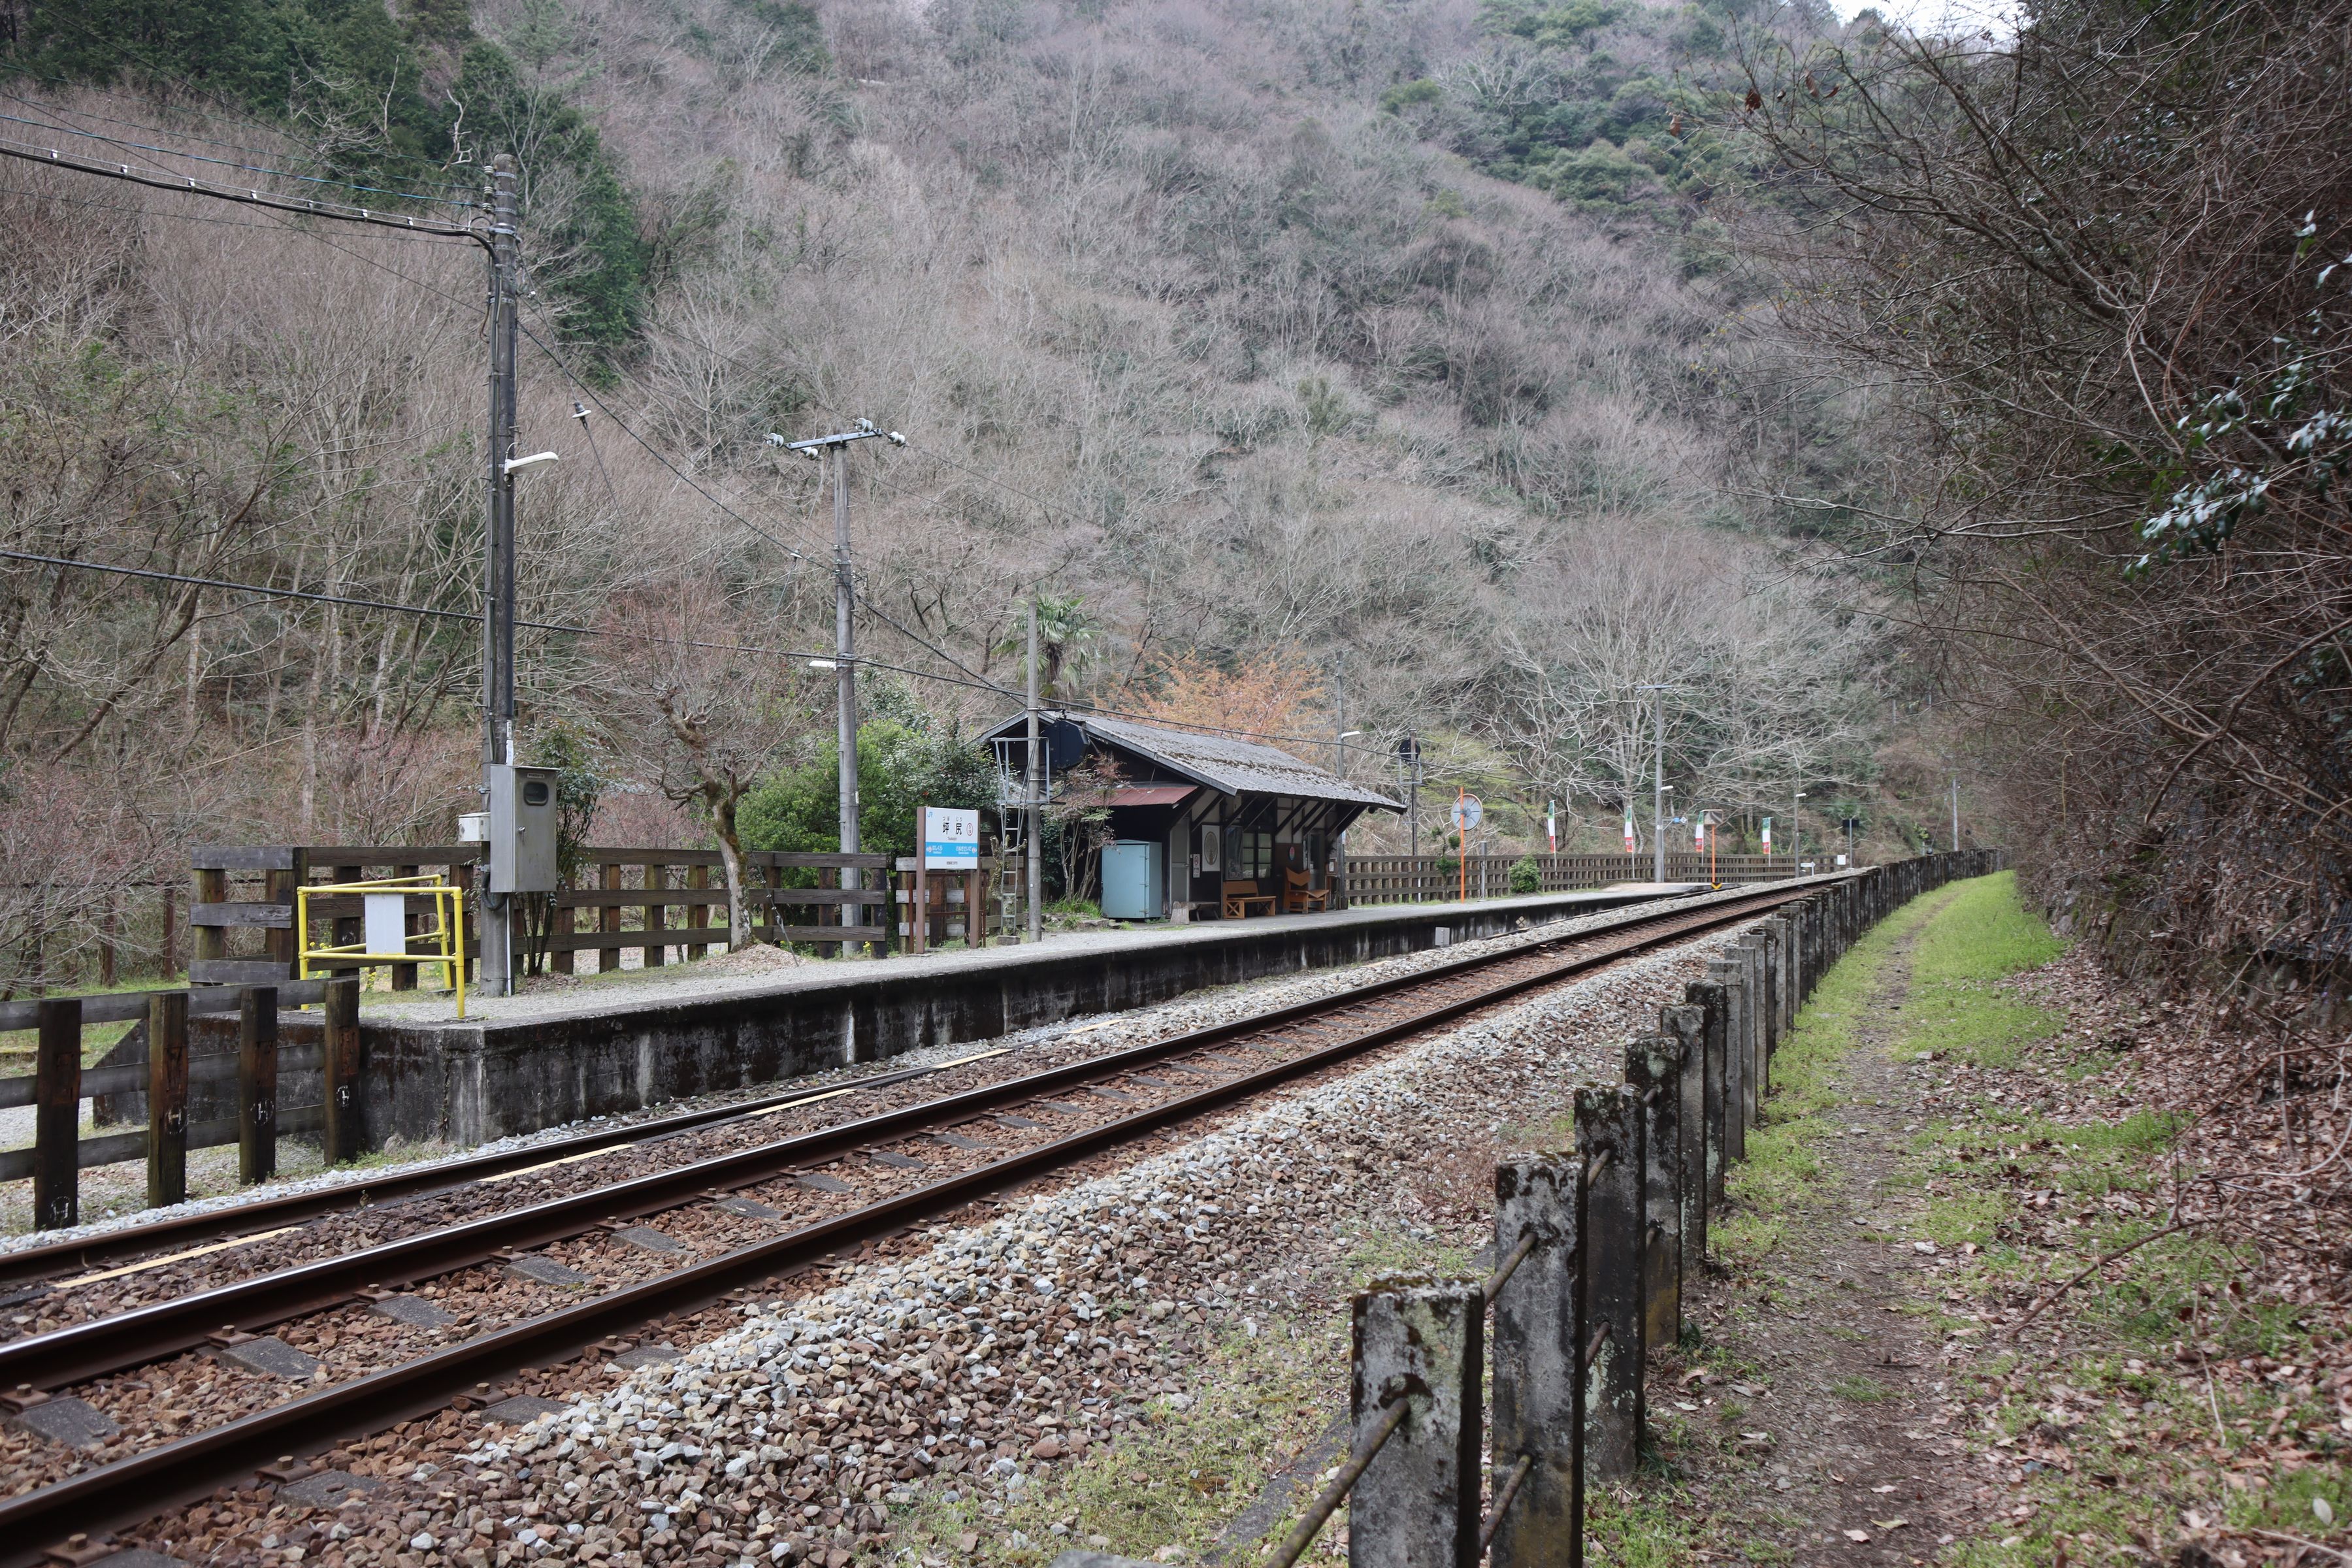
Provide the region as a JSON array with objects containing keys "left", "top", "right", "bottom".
[{"left": 296, "top": 875, "right": 466, "bottom": 1018}]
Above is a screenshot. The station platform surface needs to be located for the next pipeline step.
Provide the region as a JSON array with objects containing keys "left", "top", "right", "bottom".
[
  {"left": 363, "top": 883, "right": 1707, "bottom": 1030},
  {"left": 335, "top": 880, "right": 1741, "bottom": 1148}
]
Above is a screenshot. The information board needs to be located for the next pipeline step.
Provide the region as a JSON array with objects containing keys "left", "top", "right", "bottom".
[{"left": 923, "top": 806, "right": 980, "bottom": 871}]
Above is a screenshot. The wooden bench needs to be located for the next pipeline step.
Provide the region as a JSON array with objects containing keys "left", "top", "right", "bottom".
[
  {"left": 1222, "top": 880, "right": 1277, "bottom": 919},
  {"left": 1281, "top": 868, "right": 1329, "bottom": 914}
]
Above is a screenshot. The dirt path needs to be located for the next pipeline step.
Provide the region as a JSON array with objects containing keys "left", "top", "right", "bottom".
[{"left": 1663, "top": 892, "right": 1996, "bottom": 1563}]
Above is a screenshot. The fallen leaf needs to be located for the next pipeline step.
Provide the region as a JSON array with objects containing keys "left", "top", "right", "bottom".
[
  {"left": 1872, "top": 1517, "right": 1909, "bottom": 1529},
  {"left": 1871, "top": 1484, "right": 1897, "bottom": 1494},
  {"left": 1844, "top": 1529, "right": 1871, "bottom": 1543}
]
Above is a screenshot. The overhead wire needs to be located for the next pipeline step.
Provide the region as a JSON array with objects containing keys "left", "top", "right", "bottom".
[
  {"left": 2, "top": 12, "right": 480, "bottom": 184},
  {"left": 0, "top": 106, "right": 476, "bottom": 206},
  {"left": 0, "top": 71, "right": 470, "bottom": 178},
  {"left": 0, "top": 180, "right": 298, "bottom": 229},
  {"left": 6, "top": 105, "right": 1375, "bottom": 757},
  {"left": 0, "top": 134, "right": 485, "bottom": 240}
]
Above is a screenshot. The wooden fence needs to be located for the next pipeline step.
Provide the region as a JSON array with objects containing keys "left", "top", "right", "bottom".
[
  {"left": 1334, "top": 850, "right": 1826, "bottom": 907},
  {"left": 191, "top": 844, "right": 900, "bottom": 986},
  {"left": 0, "top": 980, "right": 353, "bottom": 1222}
]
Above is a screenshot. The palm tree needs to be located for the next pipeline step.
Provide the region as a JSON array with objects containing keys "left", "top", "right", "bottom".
[{"left": 996, "top": 593, "right": 1096, "bottom": 701}]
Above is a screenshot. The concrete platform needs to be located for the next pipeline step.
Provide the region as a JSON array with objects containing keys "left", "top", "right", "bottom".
[{"left": 345, "top": 886, "right": 1699, "bottom": 1148}]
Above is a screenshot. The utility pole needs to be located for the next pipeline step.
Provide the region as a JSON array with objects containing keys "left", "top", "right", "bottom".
[
  {"left": 1793, "top": 786, "right": 1806, "bottom": 875},
  {"left": 1647, "top": 689, "right": 1667, "bottom": 884},
  {"left": 1951, "top": 774, "right": 1960, "bottom": 850},
  {"left": 479, "top": 152, "right": 521, "bottom": 997},
  {"left": 1025, "top": 600, "right": 1043, "bottom": 945},
  {"left": 775, "top": 419, "right": 904, "bottom": 951}
]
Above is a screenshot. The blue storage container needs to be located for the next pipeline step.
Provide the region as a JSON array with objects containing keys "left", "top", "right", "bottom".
[{"left": 1100, "top": 840, "right": 1166, "bottom": 921}]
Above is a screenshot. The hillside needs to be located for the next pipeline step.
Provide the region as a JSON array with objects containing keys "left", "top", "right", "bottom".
[{"left": 0, "top": 0, "right": 1910, "bottom": 983}]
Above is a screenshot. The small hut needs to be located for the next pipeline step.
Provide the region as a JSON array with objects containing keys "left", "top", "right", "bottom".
[{"left": 979, "top": 711, "right": 1403, "bottom": 919}]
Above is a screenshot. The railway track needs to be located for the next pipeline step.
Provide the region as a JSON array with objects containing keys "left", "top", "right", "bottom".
[{"left": 0, "top": 881, "right": 1820, "bottom": 1563}]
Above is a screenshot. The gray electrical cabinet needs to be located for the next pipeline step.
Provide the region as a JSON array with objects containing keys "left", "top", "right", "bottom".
[{"left": 485, "top": 762, "right": 561, "bottom": 893}]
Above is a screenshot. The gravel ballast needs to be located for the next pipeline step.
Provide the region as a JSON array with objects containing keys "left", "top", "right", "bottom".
[{"left": 106, "top": 920, "right": 1754, "bottom": 1567}]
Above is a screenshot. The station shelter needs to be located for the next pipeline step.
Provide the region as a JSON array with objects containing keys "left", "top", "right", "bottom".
[{"left": 979, "top": 712, "right": 1403, "bottom": 921}]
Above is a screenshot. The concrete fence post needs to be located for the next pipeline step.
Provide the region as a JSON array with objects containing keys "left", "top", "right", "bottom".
[
  {"left": 1659, "top": 1002, "right": 1709, "bottom": 1264},
  {"left": 1351, "top": 1279, "right": 1483, "bottom": 1568},
  {"left": 1576, "top": 1085, "right": 1644, "bottom": 1479},
  {"left": 1704, "top": 957, "right": 1748, "bottom": 1162},
  {"left": 1490, "top": 1160, "right": 1581, "bottom": 1568},
  {"left": 1625, "top": 1036, "right": 1684, "bottom": 1350},
  {"left": 1739, "top": 932, "right": 1772, "bottom": 1103}
]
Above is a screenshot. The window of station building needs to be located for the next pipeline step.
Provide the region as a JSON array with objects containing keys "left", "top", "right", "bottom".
[{"left": 1232, "top": 830, "right": 1273, "bottom": 880}]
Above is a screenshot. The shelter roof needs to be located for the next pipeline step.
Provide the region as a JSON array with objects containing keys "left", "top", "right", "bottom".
[{"left": 981, "top": 711, "right": 1402, "bottom": 811}]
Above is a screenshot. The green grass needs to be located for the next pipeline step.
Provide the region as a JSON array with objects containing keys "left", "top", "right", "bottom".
[
  {"left": 1886, "top": 876, "right": 2350, "bottom": 1563},
  {"left": 1894, "top": 872, "right": 2068, "bottom": 1067},
  {"left": 1829, "top": 1373, "right": 1897, "bottom": 1403},
  {"left": 1711, "top": 879, "right": 1968, "bottom": 1264},
  {"left": 894, "top": 1313, "right": 1343, "bottom": 1564}
]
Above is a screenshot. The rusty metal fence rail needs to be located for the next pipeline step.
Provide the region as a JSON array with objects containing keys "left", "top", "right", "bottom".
[{"left": 1256, "top": 847, "right": 2001, "bottom": 1567}]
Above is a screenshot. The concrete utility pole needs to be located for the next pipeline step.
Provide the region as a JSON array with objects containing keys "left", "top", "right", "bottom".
[
  {"left": 1793, "top": 786, "right": 1806, "bottom": 874},
  {"left": 1951, "top": 774, "right": 1960, "bottom": 849},
  {"left": 776, "top": 419, "right": 904, "bottom": 939},
  {"left": 1025, "top": 600, "right": 1043, "bottom": 945},
  {"left": 1642, "top": 688, "right": 1668, "bottom": 883},
  {"left": 480, "top": 153, "right": 521, "bottom": 996}
]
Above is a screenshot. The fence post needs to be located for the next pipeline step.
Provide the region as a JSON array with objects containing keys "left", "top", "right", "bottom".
[
  {"left": 33, "top": 998, "right": 81, "bottom": 1231},
  {"left": 266, "top": 851, "right": 305, "bottom": 978},
  {"left": 1625, "top": 1036, "right": 1684, "bottom": 1350},
  {"left": 1739, "top": 932, "right": 1771, "bottom": 1103},
  {"left": 687, "top": 862, "right": 710, "bottom": 962},
  {"left": 1490, "top": 1159, "right": 1579, "bottom": 1568},
  {"left": 1576, "top": 1085, "right": 1644, "bottom": 1479},
  {"left": 1705, "top": 957, "right": 1748, "bottom": 1162},
  {"left": 1681, "top": 981, "right": 1728, "bottom": 1215},
  {"left": 1659, "top": 1003, "right": 1709, "bottom": 1268},
  {"left": 600, "top": 861, "right": 623, "bottom": 973},
  {"left": 322, "top": 976, "right": 363, "bottom": 1164},
  {"left": 146, "top": 990, "right": 189, "bottom": 1209},
  {"left": 1351, "top": 1279, "right": 1482, "bottom": 1568},
  {"left": 238, "top": 985, "right": 278, "bottom": 1184}
]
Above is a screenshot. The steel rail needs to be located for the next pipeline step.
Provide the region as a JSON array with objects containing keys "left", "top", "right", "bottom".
[
  {"left": 0, "top": 885, "right": 1821, "bottom": 1563},
  {"left": 0, "top": 887, "right": 1744, "bottom": 1290},
  {"left": 0, "top": 884, "right": 1804, "bottom": 1390},
  {"left": 0, "top": 1059, "right": 966, "bottom": 1290}
]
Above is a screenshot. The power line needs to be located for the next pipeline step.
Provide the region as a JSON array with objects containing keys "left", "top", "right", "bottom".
[
  {"left": 515, "top": 320, "right": 815, "bottom": 566},
  {"left": 0, "top": 134, "right": 485, "bottom": 242},
  {"left": 12, "top": 129, "right": 1369, "bottom": 759},
  {"left": 0, "top": 73, "right": 470, "bottom": 179},
  {"left": 636, "top": 314, "right": 1103, "bottom": 555},
  {"left": 0, "top": 180, "right": 297, "bottom": 229},
  {"left": 0, "top": 106, "right": 476, "bottom": 207}
]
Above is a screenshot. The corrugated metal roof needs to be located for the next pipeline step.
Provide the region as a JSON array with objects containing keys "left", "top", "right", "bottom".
[
  {"left": 1110, "top": 784, "right": 1200, "bottom": 808},
  {"left": 983, "top": 711, "right": 1402, "bottom": 811}
]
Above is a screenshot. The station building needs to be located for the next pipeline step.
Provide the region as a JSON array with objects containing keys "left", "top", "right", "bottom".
[{"left": 977, "top": 711, "right": 1403, "bottom": 920}]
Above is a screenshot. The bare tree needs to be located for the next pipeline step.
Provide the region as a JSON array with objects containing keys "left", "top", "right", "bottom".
[{"left": 581, "top": 583, "right": 815, "bottom": 949}]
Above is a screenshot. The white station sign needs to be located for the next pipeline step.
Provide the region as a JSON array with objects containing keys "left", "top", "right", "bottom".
[{"left": 923, "top": 806, "right": 980, "bottom": 871}]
